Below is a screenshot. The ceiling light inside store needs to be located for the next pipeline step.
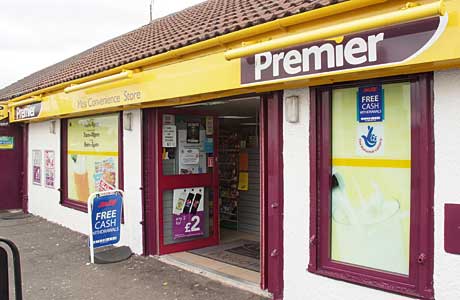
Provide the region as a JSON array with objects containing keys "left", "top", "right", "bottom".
[
  {"left": 174, "top": 97, "right": 260, "bottom": 108},
  {"left": 176, "top": 101, "right": 227, "bottom": 108},
  {"left": 218, "top": 116, "right": 253, "bottom": 119}
]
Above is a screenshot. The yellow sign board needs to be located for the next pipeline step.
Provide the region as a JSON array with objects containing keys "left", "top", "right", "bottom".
[
  {"left": 0, "top": 104, "right": 8, "bottom": 121},
  {"left": 8, "top": 0, "right": 460, "bottom": 122},
  {"left": 0, "top": 136, "right": 14, "bottom": 149}
]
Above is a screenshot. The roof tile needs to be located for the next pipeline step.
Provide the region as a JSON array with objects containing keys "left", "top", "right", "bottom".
[{"left": 0, "top": 0, "right": 345, "bottom": 100}]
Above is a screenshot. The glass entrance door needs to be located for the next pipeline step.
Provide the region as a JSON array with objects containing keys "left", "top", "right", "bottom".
[{"left": 157, "top": 111, "right": 219, "bottom": 254}]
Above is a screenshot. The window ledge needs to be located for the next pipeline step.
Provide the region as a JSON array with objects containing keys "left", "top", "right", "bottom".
[
  {"left": 310, "top": 266, "right": 433, "bottom": 300},
  {"left": 61, "top": 199, "right": 88, "bottom": 213}
]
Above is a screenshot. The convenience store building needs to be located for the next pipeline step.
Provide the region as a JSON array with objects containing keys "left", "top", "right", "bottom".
[{"left": 1, "top": 0, "right": 460, "bottom": 299}]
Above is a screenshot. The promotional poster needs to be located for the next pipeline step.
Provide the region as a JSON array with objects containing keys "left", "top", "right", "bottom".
[
  {"left": 44, "top": 150, "right": 55, "bottom": 188},
  {"left": 90, "top": 192, "right": 123, "bottom": 248},
  {"left": 186, "top": 122, "right": 200, "bottom": 143},
  {"left": 32, "top": 149, "right": 42, "bottom": 185},
  {"left": 178, "top": 129, "right": 207, "bottom": 174},
  {"left": 67, "top": 114, "right": 119, "bottom": 202},
  {"left": 331, "top": 82, "right": 411, "bottom": 275},
  {"left": 172, "top": 187, "right": 204, "bottom": 240}
]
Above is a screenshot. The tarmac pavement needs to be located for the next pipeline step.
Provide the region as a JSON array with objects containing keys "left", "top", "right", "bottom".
[{"left": 0, "top": 214, "right": 268, "bottom": 300}]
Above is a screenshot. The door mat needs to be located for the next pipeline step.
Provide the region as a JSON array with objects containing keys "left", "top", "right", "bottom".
[
  {"left": 226, "top": 241, "right": 260, "bottom": 260},
  {"left": 189, "top": 239, "right": 260, "bottom": 272}
]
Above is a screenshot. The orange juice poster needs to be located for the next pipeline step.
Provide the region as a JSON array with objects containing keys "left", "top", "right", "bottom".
[{"left": 67, "top": 114, "right": 119, "bottom": 203}]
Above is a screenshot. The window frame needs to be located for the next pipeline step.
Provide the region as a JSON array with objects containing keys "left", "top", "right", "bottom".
[
  {"left": 308, "top": 73, "right": 434, "bottom": 299},
  {"left": 61, "top": 112, "right": 124, "bottom": 212}
]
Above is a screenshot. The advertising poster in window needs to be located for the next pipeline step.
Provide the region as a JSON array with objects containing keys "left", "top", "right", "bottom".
[
  {"left": 172, "top": 187, "right": 204, "bottom": 240},
  {"left": 186, "top": 122, "right": 200, "bottom": 144},
  {"left": 162, "top": 125, "right": 177, "bottom": 148},
  {"left": 67, "top": 114, "right": 119, "bottom": 203},
  {"left": 331, "top": 83, "right": 411, "bottom": 275},
  {"left": 178, "top": 129, "right": 206, "bottom": 174},
  {"left": 32, "top": 150, "right": 42, "bottom": 185},
  {"left": 44, "top": 150, "right": 55, "bottom": 188}
]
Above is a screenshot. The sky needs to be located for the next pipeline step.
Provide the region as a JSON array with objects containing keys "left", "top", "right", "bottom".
[{"left": 0, "top": 0, "right": 206, "bottom": 89}]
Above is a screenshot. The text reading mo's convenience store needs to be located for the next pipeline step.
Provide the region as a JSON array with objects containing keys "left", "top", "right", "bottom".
[{"left": 75, "top": 90, "right": 142, "bottom": 110}]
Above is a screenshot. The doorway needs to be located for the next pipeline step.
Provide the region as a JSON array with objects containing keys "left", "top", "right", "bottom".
[
  {"left": 143, "top": 93, "right": 283, "bottom": 296},
  {"left": 157, "top": 97, "right": 262, "bottom": 280},
  {"left": 0, "top": 123, "right": 24, "bottom": 211}
]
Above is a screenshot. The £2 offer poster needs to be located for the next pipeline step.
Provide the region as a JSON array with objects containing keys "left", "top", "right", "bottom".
[{"left": 172, "top": 187, "right": 204, "bottom": 240}]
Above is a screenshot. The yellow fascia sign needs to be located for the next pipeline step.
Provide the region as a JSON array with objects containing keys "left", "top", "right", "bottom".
[
  {"left": 8, "top": 0, "right": 460, "bottom": 123},
  {"left": 0, "top": 104, "right": 8, "bottom": 121},
  {"left": 9, "top": 52, "right": 241, "bottom": 122}
]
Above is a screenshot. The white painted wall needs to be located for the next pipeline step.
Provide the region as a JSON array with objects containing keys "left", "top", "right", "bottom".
[
  {"left": 283, "top": 71, "right": 460, "bottom": 299},
  {"left": 433, "top": 70, "right": 460, "bottom": 300},
  {"left": 27, "top": 109, "right": 143, "bottom": 254}
]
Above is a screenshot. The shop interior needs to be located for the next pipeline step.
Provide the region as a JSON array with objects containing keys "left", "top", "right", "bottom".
[{"left": 165, "top": 97, "right": 262, "bottom": 284}]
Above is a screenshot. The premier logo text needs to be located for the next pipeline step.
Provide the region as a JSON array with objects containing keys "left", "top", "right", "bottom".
[{"left": 254, "top": 33, "right": 385, "bottom": 80}]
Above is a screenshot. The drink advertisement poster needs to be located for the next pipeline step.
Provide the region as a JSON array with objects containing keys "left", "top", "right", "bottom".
[
  {"left": 67, "top": 114, "right": 119, "bottom": 203},
  {"left": 331, "top": 82, "right": 411, "bottom": 275},
  {"left": 172, "top": 187, "right": 204, "bottom": 240},
  {"left": 32, "top": 150, "right": 42, "bottom": 185},
  {"left": 44, "top": 150, "right": 55, "bottom": 188}
]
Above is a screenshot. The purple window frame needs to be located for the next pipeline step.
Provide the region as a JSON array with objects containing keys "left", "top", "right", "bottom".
[
  {"left": 60, "top": 112, "right": 124, "bottom": 212},
  {"left": 308, "top": 73, "right": 434, "bottom": 299}
]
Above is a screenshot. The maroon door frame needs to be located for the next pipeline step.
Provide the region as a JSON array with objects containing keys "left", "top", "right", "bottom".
[
  {"left": 142, "top": 93, "right": 284, "bottom": 298},
  {"left": 262, "top": 92, "right": 284, "bottom": 299},
  {"left": 143, "top": 110, "right": 158, "bottom": 255},
  {"left": 0, "top": 123, "right": 27, "bottom": 212},
  {"left": 21, "top": 124, "right": 28, "bottom": 213}
]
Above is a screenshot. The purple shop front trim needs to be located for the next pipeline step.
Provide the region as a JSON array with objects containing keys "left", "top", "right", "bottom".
[{"left": 173, "top": 211, "right": 205, "bottom": 240}]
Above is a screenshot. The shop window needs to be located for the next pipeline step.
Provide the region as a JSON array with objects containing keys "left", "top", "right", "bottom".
[
  {"left": 61, "top": 113, "right": 123, "bottom": 211},
  {"left": 309, "top": 74, "right": 434, "bottom": 299}
]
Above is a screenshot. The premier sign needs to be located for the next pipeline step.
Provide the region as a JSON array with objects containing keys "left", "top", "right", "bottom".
[
  {"left": 15, "top": 102, "right": 42, "bottom": 120},
  {"left": 0, "top": 104, "right": 8, "bottom": 121},
  {"left": 255, "top": 33, "right": 384, "bottom": 81},
  {"left": 241, "top": 16, "right": 446, "bottom": 85}
]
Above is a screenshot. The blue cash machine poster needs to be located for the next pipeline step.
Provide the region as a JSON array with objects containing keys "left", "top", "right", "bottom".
[
  {"left": 91, "top": 193, "right": 122, "bottom": 248},
  {"left": 357, "top": 85, "right": 384, "bottom": 123}
]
